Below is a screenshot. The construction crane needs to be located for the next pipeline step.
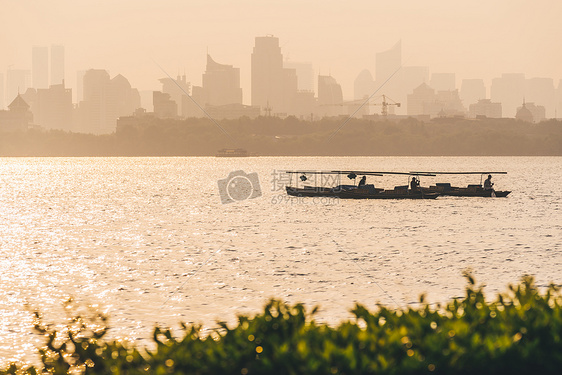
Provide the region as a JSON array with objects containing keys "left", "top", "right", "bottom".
[
  {"left": 320, "top": 94, "right": 400, "bottom": 116},
  {"left": 371, "top": 95, "right": 401, "bottom": 116}
]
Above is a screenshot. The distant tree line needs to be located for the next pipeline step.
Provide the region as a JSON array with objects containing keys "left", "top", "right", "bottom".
[{"left": 0, "top": 117, "right": 561, "bottom": 156}]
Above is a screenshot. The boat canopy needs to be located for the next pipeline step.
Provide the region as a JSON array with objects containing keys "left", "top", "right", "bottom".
[
  {"left": 409, "top": 171, "right": 507, "bottom": 175},
  {"left": 283, "top": 170, "right": 435, "bottom": 177}
]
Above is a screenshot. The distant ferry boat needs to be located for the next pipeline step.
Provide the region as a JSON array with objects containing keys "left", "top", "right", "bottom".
[{"left": 215, "top": 148, "right": 257, "bottom": 157}]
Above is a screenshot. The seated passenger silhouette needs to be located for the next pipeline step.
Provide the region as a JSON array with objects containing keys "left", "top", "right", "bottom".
[{"left": 358, "top": 175, "right": 367, "bottom": 188}]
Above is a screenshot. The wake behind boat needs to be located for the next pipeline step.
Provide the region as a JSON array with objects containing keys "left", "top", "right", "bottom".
[{"left": 285, "top": 171, "right": 440, "bottom": 200}]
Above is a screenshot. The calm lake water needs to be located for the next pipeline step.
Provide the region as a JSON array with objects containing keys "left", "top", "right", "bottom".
[{"left": 0, "top": 156, "right": 560, "bottom": 364}]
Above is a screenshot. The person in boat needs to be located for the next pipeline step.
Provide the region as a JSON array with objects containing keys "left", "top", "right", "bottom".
[
  {"left": 410, "top": 177, "right": 419, "bottom": 191},
  {"left": 484, "top": 174, "right": 494, "bottom": 191},
  {"left": 358, "top": 175, "right": 367, "bottom": 188}
]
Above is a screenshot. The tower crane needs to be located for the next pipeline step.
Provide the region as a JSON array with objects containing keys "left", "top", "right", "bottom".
[
  {"left": 320, "top": 94, "right": 400, "bottom": 116},
  {"left": 371, "top": 95, "right": 401, "bottom": 116}
]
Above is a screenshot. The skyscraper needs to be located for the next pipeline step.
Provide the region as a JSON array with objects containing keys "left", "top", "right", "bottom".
[
  {"left": 375, "top": 40, "right": 401, "bottom": 84},
  {"left": 32, "top": 46, "right": 49, "bottom": 89},
  {"left": 251, "top": 35, "right": 297, "bottom": 115},
  {"left": 430, "top": 73, "right": 456, "bottom": 91},
  {"left": 491, "top": 73, "right": 525, "bottom": 118},
  {"left": 79, "top": 69, "right": 111, "bottom": 134},
  {"left": 51, "top": 45, "right": 65, "bottom": 85},
  {"left": 77, "top": 70, "right": 86, "bottom": 103},
  {"left": 36, "top": 81, "right": 73, "bottom": 131},
  {"left": 159, "top": 75, "right": 190, "bottom": 117},
  {"left": 354, "top": 69, "right": 375, "bottom": 101},
  {"left": 468, "top": 99, "right": 502, "bottom": 118},
  {"left": 0, "top": 73, "right": 4, "bottom": 110},
  {"left": 284, "top": 61, "right": 314, "bottom": 92},
  {"left": 402, "top": 66, "right": 429, "bottom": 100},
  {"left": 202, "top": 54, "right": 243, "bottom": 106},
  {"left": 78, "top": 69, "right": 140, "bottom": 134},
  {"left": 407, "top": 83, "right": 435, "bottom": 116},
  {"left": 525, "top": 77, "right": 555, "bottom": 118},
  {"left": 460, "top": 79, "right": 486, "bottom": 108},
  {"left": 317, "top": 75, "right": 344, "bottom": 118},
  {"left": 375, "top": 41, "right": 406, "bottom": 114}
]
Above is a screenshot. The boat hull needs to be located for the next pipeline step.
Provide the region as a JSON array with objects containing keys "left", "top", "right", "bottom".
[
  {"left": 286, "top": 186, "right": 439, "bottom": 200},
  {"left": 425, "top": 186, "right": 510, "bottom": 197}
]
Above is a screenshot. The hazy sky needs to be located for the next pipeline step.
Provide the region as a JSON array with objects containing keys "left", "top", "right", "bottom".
[{"left": 2, "top": 0, "right": 561, "bottom": 102}]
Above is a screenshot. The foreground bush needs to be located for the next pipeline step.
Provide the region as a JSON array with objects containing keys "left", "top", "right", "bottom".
[{"left": 2, "top": 274, "right": 561, "bottom": 374}]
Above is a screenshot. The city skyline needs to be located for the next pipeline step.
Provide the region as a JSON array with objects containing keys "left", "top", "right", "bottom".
[
  {"left": 2, "top": 35, "right": 560, "bottom": 134},
  {"left": 2, "top": 0, "right": 562, "bottom": 103}
]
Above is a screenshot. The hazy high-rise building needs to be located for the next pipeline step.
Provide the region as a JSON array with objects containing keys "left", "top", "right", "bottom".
[
  {"left": 0, "top": 73, "right": 4, "bottom": 110},
  {"left": 284, "top": 61, "right": 315, "bottom": 92},
  {"left": 434, "top": 89, "right": 465, "bottom": 116},
  {"left": 376, "top": 40, "right": 401, "bottom": 83},
  {"left": 79, "top": 69, "right": 111, "bottom": 134},
  {"left": 468, "top": 99, "right": 502, "bottom": 118},
  {"left": 36, "top": 81, "right": 73, "bottom": 131},
  {"left": 293, "top": 90, "right": 316, "bottom": 119},
  {"left": 32, "top": 46, "right": 49, "bottom": 89},
  {"left": 139, "top": 90, "right": 154, "bottom": 112},
  {"left": 280, "top": 67, "right": 298, "bottom": 116},
  {"left": 317, "top": 75, "right": 344, "bottom": 118},
  {"left": 407, "top": 83, "right": 435, "bottom": 116},
  {"left": 251, "top": 35, "right": 297, "bottom": 115},
  {"left": 109, "top": 74, "right": 141, "bottom": 120},
  {"left": 77, "top": 70, "right": 86, "bottom": 102},
  {"left": 491, "top": 73, "right": 525, "bottom": 118},
  {"left": 159, "top": 75, "right": 190, "bottom": 117},
  {"left": 50, "top": 45, "right": 65, "bottom": 85},
  {"left": 430, "top": 73, "right": 456, "bottom": 91},
  {"left": 202, "top": 54, "right": 243, "bottom": 106},
  {"left": 525, "top": 77, "right": 555, "bottom": 118},
  {"left": 407, "top": 83, "right": 465, "bottom": 117},
  {"left": 375, "top": 41, "right": 407, "bottom": 115},
  {"left": 153, "top": 91, "right": 177, "bottom": 118},
  {"left": 252, "top": 35, "right": 283, "bottom": 113},
  {"left": 6, "top": 69, "right": 31, "bottom": 104},
  {"left": 354, "top": 69, "right": 375, "bottom": 101},
  {"left": 79, "top": 69, "right": 140, "bottom": 134},
  {"left": 460, "top": 79, "right": 486, "bottom": 108},
  {"left": 401, "top": 66, "right": 429, "bottom": 103}
]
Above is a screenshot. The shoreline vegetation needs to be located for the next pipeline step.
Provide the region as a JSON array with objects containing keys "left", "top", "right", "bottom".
[
  {"left": 2, "top": 274, "right": 561, "bottom": 374},
  {"left": 1, "top": 117, "right": 561, "bottom": 157}
]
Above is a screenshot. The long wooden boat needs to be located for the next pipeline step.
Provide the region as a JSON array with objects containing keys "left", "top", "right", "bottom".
[
  {"left": 422, "top": 183, "right": 510, "bottom": 197},
  {"left": 410, "top": 172, "right": 511, "bottom": 198},
  {"left": 284, "top": 171, "right": 439, "bottom": 200},
  {"left": 286, "top": 185, "right": 439, "bottom": 199}
]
